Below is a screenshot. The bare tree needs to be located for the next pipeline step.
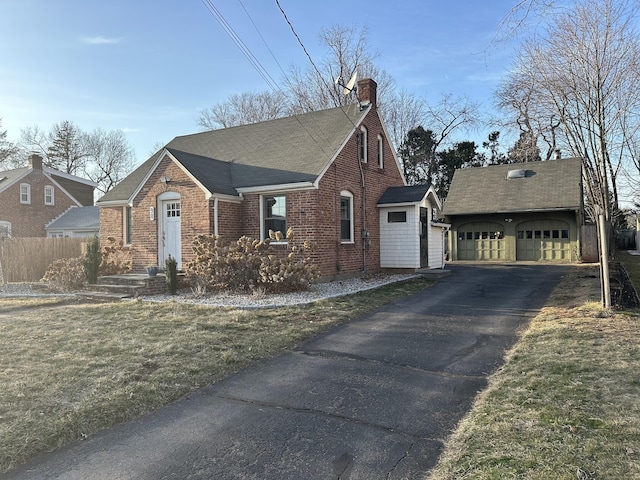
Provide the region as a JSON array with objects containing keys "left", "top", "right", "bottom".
[
  {"left": 18, "top": 121, "right": 135, "bottom": 193},
  {"left": 197, "top": 90, "right": 292, "bottom": 130},
  {"left": 496, "top": 0, "right": 640, "bottom": 221},
  {"left": 84, "top": 129, "right": 135, "bottom": 194},
  {"left": 424, "top": 93, "right": 481, "bottom": 150},
  {"left": 18, "top": 124, "right": 50, "bottom": 161},
  {"left": 383, "top": 89, "right": 425, "bottom": 152},
  {"left": 197, "top": 24, "right": 397, "bottom": 125},
  {"left": 0, "top": 118, "right": 19, "bottom": 169}
]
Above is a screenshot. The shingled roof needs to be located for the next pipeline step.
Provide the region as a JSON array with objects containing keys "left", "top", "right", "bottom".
[
  {"left": 443, "top": 157, "right": 582, "bottom": 216},
  {"left": 97, "top": 103, "right": 368, "bottom": 205}
]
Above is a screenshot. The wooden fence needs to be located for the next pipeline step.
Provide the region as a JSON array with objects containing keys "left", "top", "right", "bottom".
[{"left": 0, "top": 237, "right": 86, "bottom": 283}]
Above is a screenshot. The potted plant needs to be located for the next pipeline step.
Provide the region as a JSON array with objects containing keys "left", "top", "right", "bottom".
[{"left": 146, "top": 265, "right": 158, "bottom": 277}]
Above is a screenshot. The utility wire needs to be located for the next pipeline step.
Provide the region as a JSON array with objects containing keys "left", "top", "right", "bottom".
[
  {"left": 200, "top": 0, "right": 280, "bottom": 91},
  {"left": 274, "top": 0, "right": 335, "bottom": 96}
]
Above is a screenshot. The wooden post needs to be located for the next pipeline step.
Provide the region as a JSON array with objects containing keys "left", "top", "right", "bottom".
[{"left": 598, "top": 213, "right": 611, "bottom": 308}]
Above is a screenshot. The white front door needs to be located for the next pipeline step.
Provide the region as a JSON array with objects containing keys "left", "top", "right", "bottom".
[{"left": 161, "top": 199, "right": 181, "bottom": 268}]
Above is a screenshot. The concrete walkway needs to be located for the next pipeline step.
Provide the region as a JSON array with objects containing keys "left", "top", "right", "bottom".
[{"left": 2, "top": 263, "right": 570, "bottom": 480}]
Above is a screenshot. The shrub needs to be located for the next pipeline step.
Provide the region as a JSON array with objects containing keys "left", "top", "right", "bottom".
[
  {"left": 165, "top": 254, "right": 178, "bottom": 295},
  {"left": 187, "top": 229, "right": 319, "bottom": 294},
  {"left": 41, "top": 257, "right": 86, "bottom": 291},
  {"left": 83, "top": 235, "right": 101, "bottom": 284},
  {"left": 99, "top": 237, "right": 132, "bottom": 275}
]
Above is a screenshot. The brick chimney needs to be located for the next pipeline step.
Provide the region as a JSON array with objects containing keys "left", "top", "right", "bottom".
[
  {"left": 28, "top": 154, "right": 43, "bottom": 170},
  {"left": 357, "top": 78, "right": 377, "bottom": 108}
]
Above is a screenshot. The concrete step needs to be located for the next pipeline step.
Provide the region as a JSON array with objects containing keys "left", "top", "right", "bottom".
[
  {"left": 97, "top": 274, "right": 152, "bottom": 286},
  {"left": 76, "top": 291, "right": 133, "bottom": 302},
  {"left": 90, "top": 283, "right": 141, "bottom": 295}
]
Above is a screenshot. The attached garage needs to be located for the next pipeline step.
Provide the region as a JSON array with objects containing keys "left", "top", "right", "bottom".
[{"left": 444, "top": 158, "right": 584, "bottom": 263}]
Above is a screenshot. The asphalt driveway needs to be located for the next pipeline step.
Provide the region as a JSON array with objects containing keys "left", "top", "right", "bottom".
[{"left": 3, "top": 263, "right": 570, "bottom": 480}]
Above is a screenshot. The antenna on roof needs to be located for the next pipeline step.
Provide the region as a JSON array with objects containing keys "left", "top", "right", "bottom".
[{"left": 334, "top": 69, "right": 362, "bottom": 108}]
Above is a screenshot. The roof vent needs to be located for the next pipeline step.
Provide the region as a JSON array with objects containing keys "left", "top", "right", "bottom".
[{"left": 507, "top": 169, "right": 527, "bottom": 179}]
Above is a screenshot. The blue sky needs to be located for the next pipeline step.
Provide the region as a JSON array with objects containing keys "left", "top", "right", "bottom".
[{"left": 0, "top": 0, "right": 519, "bottom": 166}]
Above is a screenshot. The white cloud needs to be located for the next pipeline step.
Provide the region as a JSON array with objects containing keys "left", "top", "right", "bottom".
[{"left": 81, "top": 36, "right": 121, "bottom": 45}]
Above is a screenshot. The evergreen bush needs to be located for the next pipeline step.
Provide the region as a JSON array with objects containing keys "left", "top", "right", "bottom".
[
  {"left": 83, "top": 235, "right": 101, "bottom": 284},
  {"left": 165, "top": 254, "right": 178, "bottom": 295}
]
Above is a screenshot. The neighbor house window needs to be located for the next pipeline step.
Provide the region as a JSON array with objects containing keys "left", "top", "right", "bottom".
[
  {"left": 0, "top": 221, "right": 11, "bottom": 239},
  {"left": 340, "top": 190, "right": 354, "bottom": 243},
  {"left": 20, "top": 183, "right": 30, "bottom": 204},
  {"left": 377, "top": 134, "right": 384, "bottom": 169},
  {"left": 263, "top": 194, "right": 286, "bottom": 239},
  {"left": 359, "top": 126, "right": 368, "bottom": 163},
  {"left": 387, "top": 211, "right": 407, "bottom": 223},
  {"left": 125, "top": 206, "right": 133, "bottom": 245},
  {"left": 44, "top": 185, "right": 54, "bottom": 205}
]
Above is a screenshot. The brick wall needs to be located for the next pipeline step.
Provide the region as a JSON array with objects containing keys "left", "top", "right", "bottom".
[
  {"left": 131, "top": 155, "right": 212, "bottom": 272},
  {"left": 101, "top": 107, "right": 404, "bottom": 278},
  {"left": 0, "top": 170, "right": 80, "bottom": 237}
]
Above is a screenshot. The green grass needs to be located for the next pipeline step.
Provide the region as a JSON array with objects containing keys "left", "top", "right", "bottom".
[
  {"left": 0, "top": 276, "right": 432, "bottom": 473},
  {"left": 428, "top": 265, "right": 640, "bottom": 480}
]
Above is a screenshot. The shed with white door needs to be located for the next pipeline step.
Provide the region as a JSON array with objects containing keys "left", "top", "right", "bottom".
[{"left": 377, "top": 184, "right": 449, "bottom": 271}]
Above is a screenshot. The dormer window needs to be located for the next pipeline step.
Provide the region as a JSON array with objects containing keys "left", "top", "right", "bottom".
[
  {"left": 20, "top": 183, "right": 30, "bottom": 204},
  {"left": 359, "top": 126, "right": 368, "bottom": 163},
  {"left": 44, "top": 185, "right": 54, "bottom": 205}
]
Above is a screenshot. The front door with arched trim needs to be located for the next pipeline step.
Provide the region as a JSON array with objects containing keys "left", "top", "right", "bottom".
[{"left": 158, "top": 193, "right": 181, "bottom": 269}]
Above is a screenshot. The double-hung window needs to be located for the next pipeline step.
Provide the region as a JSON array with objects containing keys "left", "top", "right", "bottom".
[
  {"left": 20, "top": 183, "right": 30, "bottom": 204},
  {"left": 263, "top": 194, "right": 286, "bottom": 239},
  {"left": 44, "top": 185, "right": 54, "bottom": 205},
  {"left": 359, "top": 126, "right": 368, "bottom": 163},
  {"left": 340, "top": 191, "right": 354, "bottom": 243}
]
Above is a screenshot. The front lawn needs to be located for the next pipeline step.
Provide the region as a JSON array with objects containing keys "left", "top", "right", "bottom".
[
  {"left": 428, "top": 264, "right": 640, "bottom": 479},
  {"left": 0, "top": 276, "right": 431, "bottom": 474}
]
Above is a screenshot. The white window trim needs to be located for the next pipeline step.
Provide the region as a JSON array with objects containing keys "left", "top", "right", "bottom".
[
  {"left": 260, "top": 194, "right": 287, "bottom": 243},
  {"left": 44, "top": 185, "right": 55, "bottom": 205},
  {"left": 340, "top": 190, "right": 354, "bottom": 244},
  {"left": 20, "top": 183, "right": 31, "bottom": 204},
  {"left": 377, "top": 134, "right": 384, "bottom": 169},
  {"left": 359, "top": 126, "right": 368, "bottom": 163}
]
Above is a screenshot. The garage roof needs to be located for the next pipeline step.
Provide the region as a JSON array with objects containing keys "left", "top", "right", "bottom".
[{"left": 443, "top": 157, "right": 582, "bottom": 216}]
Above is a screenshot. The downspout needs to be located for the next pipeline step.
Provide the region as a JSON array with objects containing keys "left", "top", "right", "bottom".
[
  {"left": 213, "top": 197, "right": 219, "bottom": 238},
  {"left": 358, "top": 131, "right": 367, "bottom": 273}
]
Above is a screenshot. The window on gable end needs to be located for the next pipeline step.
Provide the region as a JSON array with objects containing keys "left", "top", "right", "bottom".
[
  {"left": 377, "top": 134, "right": 384, "bottom": 169},
  {"left": 263, "top": 194, "right": 287, "bottom": 241},
  {"left": 44, "top": 185, "right": 54, "bottom": 205},
  {"left": 20, "top": 183, "right": 30, "bottom": 204},
  {"left": 359, "top": 126, "right": 368, "bottom": 163},
  {"left": 340, "top": 191, "right": 354, "bottom": 243},
  {"left": 124, "top": 206, "right": 133, "bottom": 245}
]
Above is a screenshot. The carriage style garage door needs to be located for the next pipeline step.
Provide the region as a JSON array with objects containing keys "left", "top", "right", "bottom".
[
  {"left": 456, "top": 222, "right": 505, "bottom": 260},
  {"left": 516, "top": 220, "right": 571, "bottom": 261}
]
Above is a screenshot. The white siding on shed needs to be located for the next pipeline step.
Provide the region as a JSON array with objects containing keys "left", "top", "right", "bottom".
[
  {"left": 428, "top": 224, "right": 447, "bottom": 269},
  {"left": 380, "top": 206, "right": 419, "bottom": 268}
]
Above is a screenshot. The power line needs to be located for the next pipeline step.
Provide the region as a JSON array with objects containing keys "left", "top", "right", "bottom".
[
  {"left": 274, "top": 0, "right": 334, "bottom": 95},
  {"left": 200, "top": 0, "right": 280, "bottom": 91}
]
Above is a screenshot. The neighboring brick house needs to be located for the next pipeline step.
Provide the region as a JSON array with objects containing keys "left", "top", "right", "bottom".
[
  {"left": 0, "top": 154, "right": 96, "bottom": 238},
  {"left": 97, "top": 79, "right": 448, "bottom": 278},
  {"left": 444, "top": 157, "right": 584, "bottom": 262}
]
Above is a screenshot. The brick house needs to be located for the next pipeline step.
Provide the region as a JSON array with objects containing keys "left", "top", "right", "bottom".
[
  {"left": 96, "top": 79, "right": 447, "bottom": 278},
  {"left": 0, "top": 154, "right": 96, "bottom": 238}
]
